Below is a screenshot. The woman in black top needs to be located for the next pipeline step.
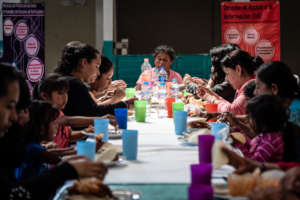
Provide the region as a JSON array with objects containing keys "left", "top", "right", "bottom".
[
  {"left": 0, "top": 64, "right": 106, "bottom": 200},
  {"left": 55, "top": 41, "right": 134, "bottom": 117}
]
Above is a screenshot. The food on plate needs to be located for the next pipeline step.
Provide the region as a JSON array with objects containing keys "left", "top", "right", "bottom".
[
  {"left": 212, "top": 141, "right": 229, "bottom": 169},
  {"left": 96, "top": 148, "right": 119, "bottom": 164},
  {"left": 230, "top": 132, "right": 246, "bottom": 144},
  {"left": 97, "top": 142, "right": 122, "bottom": 154},
  {"left": 186, "top": 128, "right": 211, "bottom": 144},
  {"left": 228, "top": 169, "right": 260, "bottom": 197},
  {"left": 188, "top": 120, "right": 209, "bottom": 129},
  {"left": 67, "top": 177, "right": 113, "bottom": 199},
  {"left": 228, "top": 168, "right": 284, "bottom": 197},
  {"left": 95, "top": 134, "right": 104, "bottom": 140}
]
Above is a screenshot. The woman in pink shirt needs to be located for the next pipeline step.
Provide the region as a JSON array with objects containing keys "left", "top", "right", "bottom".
[
  {"left": 196, "top": 49, "right": 263, "bottom": 115},
  {"left": 136, "top": 45, "right": 183, "bottom": 90}
]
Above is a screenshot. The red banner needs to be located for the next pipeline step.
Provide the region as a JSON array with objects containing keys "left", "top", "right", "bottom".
[{"left": 221, "top": 1, "right": 280, "bottom": 62}]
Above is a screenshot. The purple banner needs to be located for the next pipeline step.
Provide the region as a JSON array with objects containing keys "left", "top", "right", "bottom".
[{"left": 1, "top": 3, "right": 44, "bottom": 90}]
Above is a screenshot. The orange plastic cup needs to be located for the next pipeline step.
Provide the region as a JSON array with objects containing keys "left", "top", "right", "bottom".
[
  {"left": 166, "top": 97, "right": 175, "bottom": 118},
  {"left": 205, "top": 103, "right": 218, "bottom": 122}
]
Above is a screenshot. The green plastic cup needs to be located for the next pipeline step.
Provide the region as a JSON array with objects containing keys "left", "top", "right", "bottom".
[
  {"left": 134, "top": 100, "right": 147, "bottom": 122},
  {"left": 172, "top": 102, "right": 185, "bottom": 117},
  {"left": 126, "top": 88, "right": 136, "bottom": 98}
]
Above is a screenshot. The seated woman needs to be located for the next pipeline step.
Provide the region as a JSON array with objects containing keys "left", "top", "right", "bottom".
[
  {"left": 196, "top": 49, "right": 263, "bottom": 115},
  {"left": 136, "top": 45, "right": 183, "bottom": 90},
  {"left": 0, "top": 63, "right": 107, "bottom": 199},
  {"left": 207, "top": 44, "right": 240, "bottom": 102},
  {"left": 90, "top": 56, "right": 127, "bottom": 105},
  {"left": 55, "top": 41, "right": 135, "bottom": 117}
]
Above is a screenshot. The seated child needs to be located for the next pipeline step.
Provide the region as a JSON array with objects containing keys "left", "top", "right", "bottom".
[
  {"left": 235, "top": 95, "right": 288, "bottom": 163},
  {"left": 15, "top": 100, "right": 60, "bottom": 179},
  {"left": 33, "top": 73, "right": 115, "bottom": 148}
]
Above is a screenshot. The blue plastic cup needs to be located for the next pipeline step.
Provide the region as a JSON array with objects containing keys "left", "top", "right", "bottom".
[
  {"left": 122, "top": 129, "right": 138, "bottom": 160},
  {"left": 94, "top": 118, "right": 109, "bottom": 142},
  {"left": 76, "top": 139, "right": 96, "bottom": 160},
  {"left": 210, "top": 122, "right": 229, "bottom": 141},
  {"left": 114, "top": 108, "right": 128, "bottom": 129},
  {"left": 173, "top": 110, "right": 188, "bottom": 135}
]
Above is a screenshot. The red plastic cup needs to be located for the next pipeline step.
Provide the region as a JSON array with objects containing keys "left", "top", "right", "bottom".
[
  {"left": 205, "top": 103, "right": 218, "bottom": 122},
  {"left": 205, "top": 103, "right": 218, "bottom": 113},
  {"left": 166, "top": 97, "right": 175, "bottom": 118}
]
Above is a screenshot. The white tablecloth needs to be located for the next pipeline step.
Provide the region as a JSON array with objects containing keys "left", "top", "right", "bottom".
[{"left": 104, "top": 116, "right": 199, "bottom": 184}]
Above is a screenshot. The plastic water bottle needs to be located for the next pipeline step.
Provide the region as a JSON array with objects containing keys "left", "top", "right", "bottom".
[
  {"left": 158, "top": 66, "right": 168, "bottom": 83},
  {"left": 170, "top": 78, "right": 179, "bottom": 100},
  {"left": 141, "top": 81, "right": 150, "bottom": 101},
  {"left": 152, "top": 68, "right": 159, "bottom": 83},
  {"left": 141, "top": 58, "right": 152, "bottom": 82},
  {"left": 141, "top": 58, "right": 152, "bottom": 72},
  {"left": 157, "top": 82, "right": 168, "bottom": 118}
]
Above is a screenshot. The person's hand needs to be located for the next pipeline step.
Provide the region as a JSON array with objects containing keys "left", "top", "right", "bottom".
[
  {"left": 42, "top": 141, "right": 58, "bottom": 149},
  {"left": 47, "top": 146, "right": 76, "bottom": 156},
  {"left": 221, "top": 147, "right": 259, "bottom": 174},
  {"left": 111, "top": 80, "right": 127, "bottom": 89},
  {"left": 111, "top": 88, "right": 125, "bottom": 102},
  {"left": 192, "top": 77, "right": 207, "bottom": 87},
  {"left": 84, "top": 125, "right": 94, "bottom": 133},
  {"left": 101, "top": 114, "right": 117, "bottom": 127},
  {"left": 68, "top": 156, "right": 108, "bottom": 180},
  {"left": 123, "top": 97, "right": 138, "bottom": 107},
  {"left": 135, "top": 84, "right": 142, "bottom": 91},
  {"left": 218, "top": 112, "right": 239, "bottom": 126},
  {"left": 196, "top": 85, "right": 221, "bottom": 102}
]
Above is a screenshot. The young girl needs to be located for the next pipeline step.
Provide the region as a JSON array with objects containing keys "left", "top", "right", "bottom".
[
  {"left": 90, "top": 56, "right": 127, "bottom": 105},
  {"left": 236, "top": 95, "right": 288, "bottom": 163},
  {"left": 15, "top": 100, "right": 60, "bottom": 179},
  {"left": 33, "top": 73, "right": 117, "bottom": 148},
  {"left": 33, "top": 73, "right": 90, "bottom": 148}
]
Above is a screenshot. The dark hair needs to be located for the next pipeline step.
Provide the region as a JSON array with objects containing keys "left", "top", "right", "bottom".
[
  {"left": 221, "top": 49, "right": 263, "bottom": 76},
  {"left": 0, "top": 63, "right": 22, "bottom": 98},
  {"left": 256, "top": 61, "right": 300, "bottom": 99},
  {"left": 152, "top": 45, "right": 176, "bottom": 61},
  {"left": 27, "top": 100, "right": 59, "bottom": 143},
  {"left": 17, "top": 74, "right": 32, "bottom": 111},
  {"left": 209, "top": 44, "right": 240, "bottom": 84},
  {"left": 246, "top": 95, "right": 288, "bottom": 133},
  {"left": 243, "top": 80, "right": 256, "bottom": 100},
  {"left": 33, "top": 73, "right": 69, "bottom": 100},
  {"left": 97, "top": 56, "right": 113, "bottom": 79},
  {"left": 55, "top": 41, "right": 100, "bottom": 75}
]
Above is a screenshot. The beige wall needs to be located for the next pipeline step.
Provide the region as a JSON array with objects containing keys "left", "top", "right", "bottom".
[
  {"left": 29, "top": 0, "right": 101, "bottom": 74},
  {"left": 45, "top": 0, "right": 96, "bottom": 74}
]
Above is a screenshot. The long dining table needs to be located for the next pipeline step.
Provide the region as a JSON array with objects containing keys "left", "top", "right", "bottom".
[{"left": 55, "top": 112, "right": 237, "bottom": 200}]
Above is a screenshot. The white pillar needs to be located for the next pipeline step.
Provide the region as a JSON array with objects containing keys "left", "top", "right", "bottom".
[
  {"left": 95, "top": 0, "right": 103, "bottom": 50},
  {"left": 103, "top": 0, "right": 113, "bottom": 41}
]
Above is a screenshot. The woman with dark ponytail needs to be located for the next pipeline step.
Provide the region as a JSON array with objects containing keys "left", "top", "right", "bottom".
[
  {"left": 196, "top": 49, "right": 263, "bottom": 115},
  {"left": 54, "top": 41, "right": 134, "bottom": 117}
]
